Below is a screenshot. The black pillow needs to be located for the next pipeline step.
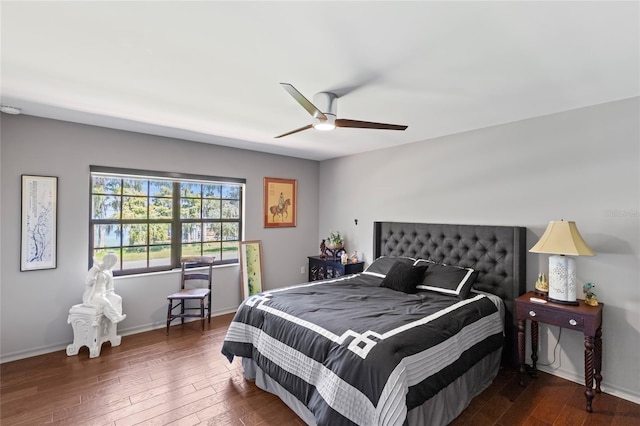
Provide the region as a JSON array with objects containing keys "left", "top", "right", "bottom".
[
  {"left": 380, "top": 262, "right": 428, "bottom": 294},
  {"left": 416, "top": 262, "right": 478, "bottom": 298},
  {"left": 363, "top": 256, "right": 415, "bottom": 277}
]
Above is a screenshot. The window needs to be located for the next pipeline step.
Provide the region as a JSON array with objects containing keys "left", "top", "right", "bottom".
[{"left": 89, "top": 166, "right": 244, "bottom": 276}]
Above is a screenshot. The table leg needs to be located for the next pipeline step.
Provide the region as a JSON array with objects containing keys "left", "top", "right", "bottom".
[
  {"left": 518, "top": 319, "right": 526, "bottom": 386},
  {"left": 594, "top": 327, "right": 603, "bottom": 394},
  {"left": 584, "top": 335, "right": 595, "bottom": 413},
  {"left": 530, "top": 320, "right": 539, "bottom": 378}
]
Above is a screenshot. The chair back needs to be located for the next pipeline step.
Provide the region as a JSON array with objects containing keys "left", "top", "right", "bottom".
[{"left": 180, "top": 256, "right": 214, "bottom": 290}]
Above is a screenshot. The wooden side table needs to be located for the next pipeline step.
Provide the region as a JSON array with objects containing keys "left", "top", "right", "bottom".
[{"left": 516, "top": 291, "right": 603, "bottom": 413}]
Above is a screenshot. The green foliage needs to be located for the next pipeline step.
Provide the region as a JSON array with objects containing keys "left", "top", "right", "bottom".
[{"left": 328, "top": 230, "right": 343, "bottom": 245}]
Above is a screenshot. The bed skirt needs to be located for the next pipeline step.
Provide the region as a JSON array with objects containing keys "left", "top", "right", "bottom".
[{"left": 241, "top": 347, "right": 501, "bottom": 426}]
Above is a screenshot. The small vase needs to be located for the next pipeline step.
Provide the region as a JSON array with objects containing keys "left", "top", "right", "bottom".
[{"left": 327, "top": 242, "right": 343, "bottom": 250}]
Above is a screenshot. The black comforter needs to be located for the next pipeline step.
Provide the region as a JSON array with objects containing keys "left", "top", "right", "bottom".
[{"left": 222, "top": 273, "right": 503, "bottom": 426}]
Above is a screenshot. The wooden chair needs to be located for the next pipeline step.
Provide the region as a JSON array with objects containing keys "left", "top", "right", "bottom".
[{"left": 166, "top": 256, "right": 214, "bottom": 334}]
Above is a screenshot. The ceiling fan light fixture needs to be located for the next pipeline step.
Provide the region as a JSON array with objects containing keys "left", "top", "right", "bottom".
[
  {"left": 313, "top": 123, "right": 335, "bottom": 131},
  {"left": 313, "top": 114, "right": 336, "bottom": 131}
]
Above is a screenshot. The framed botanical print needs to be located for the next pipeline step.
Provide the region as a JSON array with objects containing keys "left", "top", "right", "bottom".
[
  {"left": 21, "top": 175, "right": 58, "bottom": 271},
  {"left": 239, "top": 240, "right": 263, "bottom": 299},
  {"left": 263, "top": 177, "right": 297, "bottom": 228}
]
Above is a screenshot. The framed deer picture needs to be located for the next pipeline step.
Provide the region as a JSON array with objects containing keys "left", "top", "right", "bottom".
[{"left": 263, "top": 177, "right": 297, "bottom": 228}]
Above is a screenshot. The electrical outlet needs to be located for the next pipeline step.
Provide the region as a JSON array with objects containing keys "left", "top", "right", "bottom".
[{"left": 300, "top": 265, "right": 305, "bottom": 274}]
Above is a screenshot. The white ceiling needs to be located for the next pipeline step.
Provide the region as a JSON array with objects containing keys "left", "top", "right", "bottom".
[{"left": 1, "top": 1, "right": 638, "bottom": 161}]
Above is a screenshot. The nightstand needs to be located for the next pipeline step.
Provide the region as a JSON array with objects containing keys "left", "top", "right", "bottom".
[
  {"left": 516, "top": 291, "right": 603, "bottom": 413},
  {"left": 308, "top": 256, "right": 364, "bottom": 281}
]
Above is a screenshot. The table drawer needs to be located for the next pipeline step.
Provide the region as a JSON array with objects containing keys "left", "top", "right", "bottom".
[{"left": 522, "top": 305, "right": 585, "bottom": 330}]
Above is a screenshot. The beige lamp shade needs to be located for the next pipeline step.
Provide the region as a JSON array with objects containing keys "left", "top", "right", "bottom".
[{"left": 529, "top": 220, "right": 595, "bottom": 256}]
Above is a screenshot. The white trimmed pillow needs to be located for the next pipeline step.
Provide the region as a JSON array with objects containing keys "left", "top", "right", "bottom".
[{"left": 414, "top": 259, "right": 478, "bottom": 298}]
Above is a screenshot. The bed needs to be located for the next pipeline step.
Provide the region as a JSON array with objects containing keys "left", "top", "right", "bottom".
[{"left": 222, "top": 222, "right": 526, "bottom": 426}]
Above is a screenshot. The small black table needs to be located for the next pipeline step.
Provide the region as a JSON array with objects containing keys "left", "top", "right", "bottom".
[{"left": 308, "top": 256, "right": 364, "bottom": 281}]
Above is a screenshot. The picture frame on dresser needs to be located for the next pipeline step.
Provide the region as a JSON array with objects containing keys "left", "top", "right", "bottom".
[
  {"left": 20, "top": 174, "right": 58, "bottom": 271},
  {"left": 263, "top": 177, "right": 297, "bottom": 228}
]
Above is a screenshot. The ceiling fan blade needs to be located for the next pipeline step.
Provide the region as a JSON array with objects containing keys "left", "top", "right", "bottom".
[
  {"left": 280, "top": 83, "right": 327, "bottom": 120},
  {"left": 274, "top": 124, "right": 313, "bottom": 139},
  {"left": 335, "top": 119, "right": 408, "bottom": 131}
]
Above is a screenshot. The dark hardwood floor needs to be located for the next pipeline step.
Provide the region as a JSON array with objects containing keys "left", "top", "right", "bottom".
[{"left": 1, "top": 313, "right": 638, "bottom": 425}]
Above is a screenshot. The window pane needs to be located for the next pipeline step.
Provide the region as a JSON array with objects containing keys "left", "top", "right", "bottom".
[
  {"left": 123, "top": 224, "right": 148, "bottom": 246},
  {"left": 180, "top": 199, "right": 201, "bottom": 219},
  {"left": 203, "top": 199, "right": 221, "bottom": 219},
  {"left": 222, "top": 200, "right": 240, "bottom": 219},
  {"left": 150, "top": 245, "right": 171, "bottom": 267},
  {"left": 182, "top": 223, "right": 201, "bottom": 243},
  {"left": 150, "top": 181, "right": 172, "bottom": 197},
  {"left": 150, "top": 197, "right": 172, "bottom": 219},
  {"left": 222, "top": 222, "right": 239, "bottom": 240},
  {"left": 204, "top": 223, "right": 221, "bottom": 242},
  {"left": 149, "top": 223, "right": 171, "bottom": 244},
  {"left": 180, "top": 182, "right": 201, "bottom": 197},
  {"left": 93, "top": 177, "right": 121, "bottom": 195},
  {"left": 221, "top": 185, "right": 240, "bottom": 199},
  {"left": 90, "top": 169, "right": 243, "bottom": 276},
  {"left": 122, "top": 246, "right": 147, "bottom": 269},
  {"left": 203, "top": 242, "right": 221, "bottom": 260},
  {"left": 92, "top": 195, "right": 121, "bottom": 219},
  {"left": 122, "top": 196, "right": 148, "bottom": 219},
  {"left": 123, "top": 178, "right": 147, "bottom": 195},
  {"left": 222, "top": 241, "right": 239, "bottom": 261},
  {"left": 94, "top": 224, "right": 121, "bottom": 248},
  {"left": 203, "top": 184, "right": 221, "bottom": 198},
  {"left": 182, "top": 243, "right": 201, "bottom": 257}
]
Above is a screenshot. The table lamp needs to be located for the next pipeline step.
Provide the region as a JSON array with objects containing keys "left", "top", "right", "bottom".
[{"left": 529, "top": 220, "right": 595, "bottom": 305}]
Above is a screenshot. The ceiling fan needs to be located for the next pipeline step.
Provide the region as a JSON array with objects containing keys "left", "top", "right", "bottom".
[{"left": 275, "top": 83, "right": 408, "bottom": 138}]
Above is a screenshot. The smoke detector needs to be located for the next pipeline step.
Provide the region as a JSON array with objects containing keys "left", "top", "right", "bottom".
[{"left": 0, "top": 105, "right": 22, "bottom": 115}]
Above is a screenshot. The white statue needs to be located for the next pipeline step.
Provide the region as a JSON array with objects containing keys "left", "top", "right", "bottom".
[{"left": 83, "top": 251, "right": 126, "bottom": 323}]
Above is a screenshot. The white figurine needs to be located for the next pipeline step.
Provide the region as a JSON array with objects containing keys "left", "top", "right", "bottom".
[{"left": 83, "top": 252, "right": 126, "bottom": 323}]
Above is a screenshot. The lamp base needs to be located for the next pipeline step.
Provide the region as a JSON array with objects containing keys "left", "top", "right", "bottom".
[
  {"left": 548, "top": 255, "right": 579, "bottom": 306},
  {"left": 547, "top": 297, "right": 579, "bottom": 306}
]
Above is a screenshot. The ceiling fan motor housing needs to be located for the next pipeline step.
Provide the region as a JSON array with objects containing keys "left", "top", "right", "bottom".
[{"left": 312, "top": 92, "right": 337, "bottom": 130}]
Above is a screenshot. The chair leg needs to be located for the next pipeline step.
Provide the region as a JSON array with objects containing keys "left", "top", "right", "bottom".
[
  {"left": 208, "top": 292, "right": 212, "bottom": 323},
  {"left": 181, "top": 300, "right": 185, "bottom": 324},
  {"left": 200, "top": 299, "right": 205, "bottom": 332},
  {"left": 166, "top": 299, "right": 172, "bottom": 335}
]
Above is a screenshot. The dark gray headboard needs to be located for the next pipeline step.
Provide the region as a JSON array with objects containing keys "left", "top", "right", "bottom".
[{"left": 373, "top": 222, "right": 526, "bottom": 366}]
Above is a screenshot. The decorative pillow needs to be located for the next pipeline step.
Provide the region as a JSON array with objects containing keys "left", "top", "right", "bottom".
[
  {"left": 416, "top": 262, "right": 478, "bottom": 298},
  {"left": 380, "top": 262, "right": 428, "bottom": 294},
  {"left": 363, "top": 256, "right": 415, "bottom": 278}
]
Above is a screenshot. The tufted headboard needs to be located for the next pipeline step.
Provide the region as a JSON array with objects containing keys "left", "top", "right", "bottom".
[{"left": 373, "top": 222, "right": 526, "bottom": 366}]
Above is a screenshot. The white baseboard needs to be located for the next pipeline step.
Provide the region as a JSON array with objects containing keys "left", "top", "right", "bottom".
[
  {"left": 538, "top": 365, "right": 640, "bottom": 405},
  {"left": 0, "top": 308, "right": 238, "bottom": 364}
]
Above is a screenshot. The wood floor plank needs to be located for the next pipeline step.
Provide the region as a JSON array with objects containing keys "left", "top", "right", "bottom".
[
  {"left": 114, "top": 386, "right": 217, "bottom": 426},
  {"left": 1, "top": 313, "right": 638, "bottom": 426}
]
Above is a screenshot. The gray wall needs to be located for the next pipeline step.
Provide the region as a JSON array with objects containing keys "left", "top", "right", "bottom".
[
  {"left": 0, "top": 115, "right": 319, "bottom": 361},
  {"left": 2, "top": 98, "right": 638, "bottom": 404},
  {"left": 318, "top": 98, "right": 640, "bottom": 403}
]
